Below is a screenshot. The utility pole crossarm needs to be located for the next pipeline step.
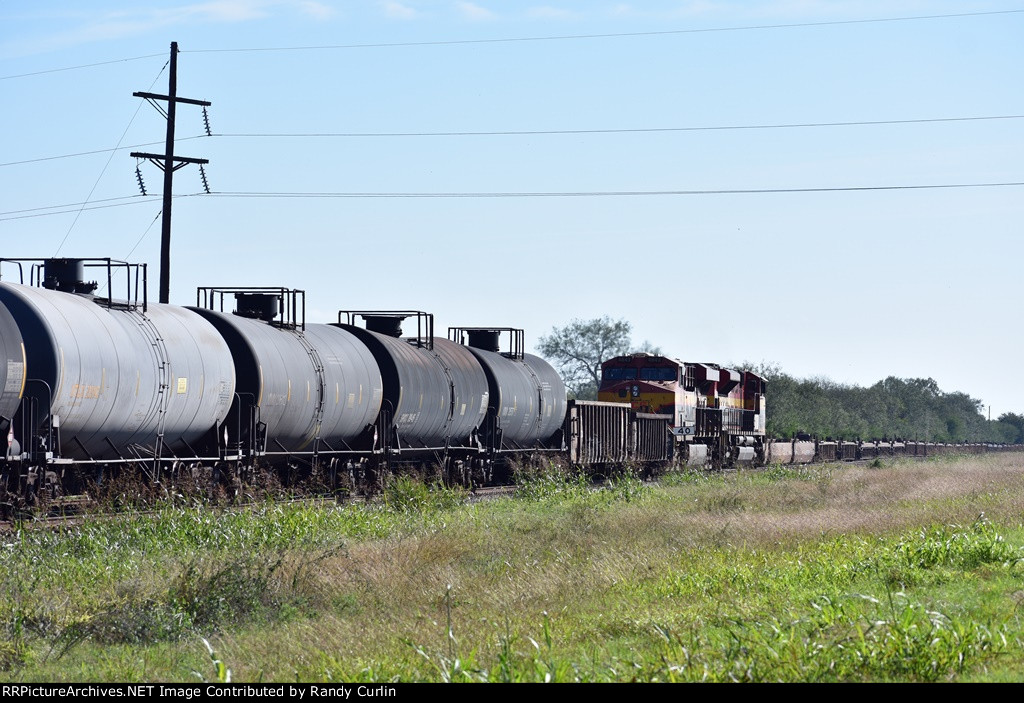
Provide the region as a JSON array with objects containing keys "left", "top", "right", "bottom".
[
  {"left": 129, "top": 152, "right": 209, "bottom": 170},
  {"left": 133, "top": 91, "right": 211, "bottom": 107}
]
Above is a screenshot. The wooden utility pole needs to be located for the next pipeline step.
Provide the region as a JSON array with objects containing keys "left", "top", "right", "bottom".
[{"left": 131, "top": 42, "right": 211, "bottom": 304}]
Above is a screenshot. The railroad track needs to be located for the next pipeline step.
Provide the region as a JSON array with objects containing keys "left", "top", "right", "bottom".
[
  {"left": 0, "top": 483, "right": 521, "bottom": 532},
  {"left": 0, "top": 450, "right": 1009, "bottom": 532}
]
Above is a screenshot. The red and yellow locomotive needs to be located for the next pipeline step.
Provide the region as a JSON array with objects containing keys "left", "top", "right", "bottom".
[{"left": 597, "top": 353, "right": 766, "bottom": 467}]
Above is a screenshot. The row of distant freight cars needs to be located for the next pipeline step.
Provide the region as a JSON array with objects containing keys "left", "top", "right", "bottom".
[
  {"left": 766, "top": 437, "right": 1017, "bottom": 464},
  {"left": 565, "top": 400, "right": 1017, "bottom": 469}
]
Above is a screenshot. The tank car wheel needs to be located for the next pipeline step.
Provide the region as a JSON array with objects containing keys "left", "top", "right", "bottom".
[
  {"left": 469, "top": 457, "right": 493, "bottom": 487},
  {"left": 327, "top": 458, "right": 354, "bottom": 501},
  {"left": 208, "top": 462, "right": 227, "bottom": 500},
  {"left": 368, "top": 460, "right": 392, "bottom": 495},
  {"left": 165, "top": 460, "right": 183, "bottom": 486},
  {"left": 447, "top": 458, "right": 474, "bottom": 489},
  {"left": 23, "top": 485, "right": 37, "bottom": 510},
  {"left": 337, "top": 460, "right": 357, "bottom": 499},
  {"left": 20, "top": 467, "right": 43, "bottom": 508},
  {"left": 43, "top": 470, "right": 62, "bottom": 501},
  {"left": 356, "top": 461, "right": 380, "bottom": 496}
]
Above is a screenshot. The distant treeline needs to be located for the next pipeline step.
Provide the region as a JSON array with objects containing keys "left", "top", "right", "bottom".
[{"left": 757, "top": 365, "right": 1023, "bottom": 444}]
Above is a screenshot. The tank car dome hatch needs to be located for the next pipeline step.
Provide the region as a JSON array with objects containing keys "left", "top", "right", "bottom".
[
  {"left": 466, "top": 329, "right": 501, "bottom": 353},
  {"left": 362, "top": 314, "right": 406, "bottom": 338},
  {"left": 41, "top": 258, "right": 98, "bottom": 295},
  {"left": 233, "top": 292, "right": 280, "bottom": 322}
]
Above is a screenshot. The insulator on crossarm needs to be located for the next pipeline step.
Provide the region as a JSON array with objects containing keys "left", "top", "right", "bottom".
[
  {"left": 199, "top": 165, "right": 211, "bottom": 194},
  {"left": 202, "top": 107, "right": 212, "bottom": 137},
  {"left": 135, "top": 164, "right": 148, "bottom": 196}
]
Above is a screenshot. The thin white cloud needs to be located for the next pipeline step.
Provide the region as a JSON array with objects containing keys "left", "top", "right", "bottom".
[
  {"left": 526, "top": 6, "right": 577, "bottom": 20},
  {"left": 166, "top": 0, "right": 274, "bottom": 23},
  {"left": 297, "top": 1, "right": 337, "bottom": 20},
  {"left": 607, "top": 1, "right": 722, "bottom": 20},
  {"left": 456, "top": 2, "right": 497, "bottom": 21},
  {"left": 670, "top": 1, "right": 721, "bottom": 18},
  {"left": 184, "top": 0, "right": 336, "bottom": 22},
  {"left": 0, "top": 1, "right": 337, "bottom": 58},
  {"left": 610, "top": 1, "right": 942, "bottom": 21},
  {"left": 381, "top": 1, "right": 418, "bottom": 20}
]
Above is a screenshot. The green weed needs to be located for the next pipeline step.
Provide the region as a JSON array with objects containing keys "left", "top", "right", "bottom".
[
  {"left": 649, "top": 590, "right": 1005, "bottom": 682},
  {"left": 3, "top": 454, "right": 1024, "bottom": 682},
  {"left": 660, "top": 468, "right": 714, "bottom": 486},
  {"left": 193, "top": 637, "right": 232, "bottom": 683},
  {"left": 382, "top": 476, "right": 465, "bottom": 514},
  {"left": 512, "top": 463, "right": 590, "bottom": 503}
]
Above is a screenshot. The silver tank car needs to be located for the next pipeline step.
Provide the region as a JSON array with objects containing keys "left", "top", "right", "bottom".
[
  {"left": 452, "top": 329, "right": 567, "bottom": 447},
  {"left": 338, "top": 313, "right": 489, "bottom": 450},
  {"left": 190, "top": 294, "right": 384, "bottom": 453},
  {"left": 0, "top": 303, "right": 26, "bottom": 431},
  {"left": 0, "top": 267, "right": 235, "bottom": 461}
]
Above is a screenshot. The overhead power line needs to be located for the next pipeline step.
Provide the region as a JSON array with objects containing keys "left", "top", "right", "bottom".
[
  {"left": 216, "top": 115, "right": 1024, "bottom": 139},
  {"left": 0, "top": 136, "right": 207, "bottom": 168},
  {"left": 0, "top": 53, "right": 165, "bottom": 81},
  {"left": 0, "top": 195, "right": 166, "bottom": 221},
  {"left": 4, "top": 9, "right": 1020, "bottom": 81},
  {"left": 125, "top": 209, "right": 163, "bottom": 260},
  {"left": 184, "top": 9, "right": 1024, "bottom": 53},
  {"left": 4, "top": 115, "right": 1021, "bottom": 169},
  {"left": 3, "top": 181, "right": 1021, "bottom": 222},
  {"left": 204, "top": 183, "right": 1024, "bottom": 198},
  {"left": 1, "top": 195, "right": 147, "bottom": 216}
]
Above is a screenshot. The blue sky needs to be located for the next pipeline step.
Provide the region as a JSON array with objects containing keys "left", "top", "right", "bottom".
[{"left": 1, "top": 1, "right": 1021, "bottom": 420}]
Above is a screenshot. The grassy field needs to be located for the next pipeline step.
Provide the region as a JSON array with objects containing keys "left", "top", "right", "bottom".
[{"left": 3, "top": 453, "right": 1024, "bottom": 682}]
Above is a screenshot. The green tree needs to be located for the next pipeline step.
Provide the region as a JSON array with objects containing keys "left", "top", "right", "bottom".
[
  {"left": 744, "top": 364, "right": 1007, "bottom": 443},
  {"left": 997, "top": 412, "right": 1024, "bottom": 444},
  {"left": 537, "top": 317, "right": 632, "bottom": 399}
]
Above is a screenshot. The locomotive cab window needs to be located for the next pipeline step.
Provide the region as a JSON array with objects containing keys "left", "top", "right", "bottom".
[
  {"left": 604, "top": 367, "right": 638, "bottom": 381},
  {"left": 639, "top": 367, "right": 677, "bottom": 382}
]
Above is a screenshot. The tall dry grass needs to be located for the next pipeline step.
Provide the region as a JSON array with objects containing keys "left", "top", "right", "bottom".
[{"left": 3, "top": 453, "right": 1024, "bottom": 681}]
